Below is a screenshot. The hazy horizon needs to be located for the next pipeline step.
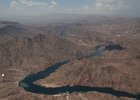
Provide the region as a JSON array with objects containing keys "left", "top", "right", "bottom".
[{"left": 0, "top": 0, "right": 140, "bottom": 18}]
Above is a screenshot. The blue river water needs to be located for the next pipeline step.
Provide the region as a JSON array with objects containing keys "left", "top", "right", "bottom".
[{"left": 19, "top": 49, "right": 140, "bottom": 100}]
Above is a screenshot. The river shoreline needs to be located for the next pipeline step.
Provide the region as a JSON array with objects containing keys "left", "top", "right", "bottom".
[{"left": 19, "top": 48, "right": 140, "bottom": 100}]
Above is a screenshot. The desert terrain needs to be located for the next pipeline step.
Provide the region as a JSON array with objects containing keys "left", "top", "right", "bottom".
[{"left": 0, "top": 16, "right": 140, "bottom": 100}]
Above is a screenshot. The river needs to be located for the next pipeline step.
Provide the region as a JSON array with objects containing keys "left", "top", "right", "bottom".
[{"left": 19, "top": 48, "right": 140, "bottom": 100}]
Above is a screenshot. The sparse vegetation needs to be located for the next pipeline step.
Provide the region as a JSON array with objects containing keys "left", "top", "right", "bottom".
[{"left": 0, "top": 16, "right": 140, "bottom": 100}]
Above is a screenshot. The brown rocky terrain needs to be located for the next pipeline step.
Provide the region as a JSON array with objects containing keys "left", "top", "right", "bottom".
[{"left": 0, "top": 16, "right": 140, "bottom": 100}]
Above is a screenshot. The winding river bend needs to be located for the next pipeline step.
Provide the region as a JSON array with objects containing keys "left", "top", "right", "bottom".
[{"left": 19, "top": 47, "right": 140, "bottom": 100}]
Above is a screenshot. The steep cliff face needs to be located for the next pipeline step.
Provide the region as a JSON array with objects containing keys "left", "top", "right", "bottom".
[
  {"left": 0, "top": 35, "right": 90, "bottom": 71},
  {"left": 0, "top": 21, "right": 94, "bottom": 73}
]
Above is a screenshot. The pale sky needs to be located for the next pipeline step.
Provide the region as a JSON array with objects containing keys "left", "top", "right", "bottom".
[{"left": 0, "top": 0, "right": 140, "bottom": 17}]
